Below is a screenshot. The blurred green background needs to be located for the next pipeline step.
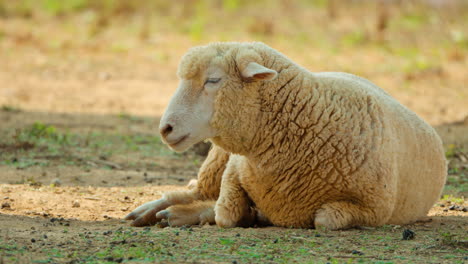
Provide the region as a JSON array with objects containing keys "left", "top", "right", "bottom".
[{"left": 0, "top": 2, "right": 466, "bottom": 263}]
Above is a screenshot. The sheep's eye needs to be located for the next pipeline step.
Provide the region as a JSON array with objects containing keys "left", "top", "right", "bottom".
[{"left": 204, "top": 78, "right": 221, "bottom": 85}]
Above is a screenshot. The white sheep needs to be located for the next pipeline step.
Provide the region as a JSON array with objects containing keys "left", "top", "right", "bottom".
[{"left": 125, "top": 42, "right": 447, "bottom": 229}]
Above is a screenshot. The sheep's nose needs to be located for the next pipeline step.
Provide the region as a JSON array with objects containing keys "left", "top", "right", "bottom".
[{"left": 160, "top": 124, "right": 173, "bottom": 138}]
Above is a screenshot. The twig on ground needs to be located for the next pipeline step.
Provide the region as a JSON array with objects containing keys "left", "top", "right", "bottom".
[{"left": 84, "top": 197, "right": 100, "bottom": 201}]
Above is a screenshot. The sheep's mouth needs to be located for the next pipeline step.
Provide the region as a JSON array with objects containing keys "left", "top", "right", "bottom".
[{"left": 168, "top": 134, "right": 190, "bottom": 147}]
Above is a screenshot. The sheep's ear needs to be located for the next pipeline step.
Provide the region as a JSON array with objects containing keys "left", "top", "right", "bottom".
[{"left": 241, "top": 62, "right": 277, "bottom": 81}]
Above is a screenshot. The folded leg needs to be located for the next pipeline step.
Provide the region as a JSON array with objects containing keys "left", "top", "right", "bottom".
[
  {"left": 125, "top": 189, "right": 198, "bottom": 227},
  {"left": 314, "top": 200, "right": 391, "bottom": 230},
  {"left": 157, "top": 200, "right": 216, "bottom": 226},
  {"left": 125, "top": 145, "right": 230, "bottom": 227}
]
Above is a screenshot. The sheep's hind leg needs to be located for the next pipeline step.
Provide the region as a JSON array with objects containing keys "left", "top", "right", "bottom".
[{"left": 314, "top": 201, "right": 388, "bottom": 230}]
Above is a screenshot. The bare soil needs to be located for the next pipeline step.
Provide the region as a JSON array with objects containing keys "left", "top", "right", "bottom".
[{"left": 0, "top": 87, "right": 466, "bottom": 264}]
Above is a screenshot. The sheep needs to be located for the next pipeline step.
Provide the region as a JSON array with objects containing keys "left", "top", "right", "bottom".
[{"left": 125, "top": 42, "right": 447, "bottom": 229}]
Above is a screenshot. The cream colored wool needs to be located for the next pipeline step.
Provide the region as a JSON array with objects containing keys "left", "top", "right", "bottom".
[{"left": 126, "top": 42, "right": 447, "bottom": 229}]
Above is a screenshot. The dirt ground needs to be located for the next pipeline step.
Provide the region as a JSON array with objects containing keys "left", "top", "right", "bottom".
[
  {"left": 0, "top": 86, "right": 466, "bottom": 264},
  {"left": 0, "top": 1, "right": 467, "bottom": 263}
]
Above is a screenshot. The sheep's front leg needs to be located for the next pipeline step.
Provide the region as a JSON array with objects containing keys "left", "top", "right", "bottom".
[
  {"left": 125, "top": 189, "right": 199, "bottom": 227},
  {"left": 125, "top": 145, "right": 229, "bottom": 227},
  {"left": 214, "top": 157, "right": 255, "bottom": 228}
]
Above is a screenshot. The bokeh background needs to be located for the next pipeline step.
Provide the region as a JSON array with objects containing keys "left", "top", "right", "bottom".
[
  {"left": 0, "top": 0, "right": 467, "bottom": 124},
  {"left": 0, "top": 1, "right": 467, "bottom": 263}
]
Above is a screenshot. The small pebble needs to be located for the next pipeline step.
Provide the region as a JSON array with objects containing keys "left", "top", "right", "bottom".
[
  {"left": 351, "top": 250, "right": 364, "bottom": 255},
  {"left": 315, "top": 234, "right": 322, "bottom": 237},
  {"left": 31, "top": 238, "right": 36, "bottom": 243},
  {"left": 1, "top": 202, "right": 11, "bottom": 209},
  {"left": 273, "top": 238, "right": 278, "bottom": 243},
  {"left": 402, "top": 229, "right": 415, "bottom": 240},
  {"left": 449, "top": 205, "right": 456, "bottom": 210},
  {"left": 50, "top": 178, "right": 62, "bottom": 187},
  {"left": 235, "top": 233, "right": 240, "bottom": 237},
  {"left": 72, "top": 201, "right": 80, "bottom": 208}
]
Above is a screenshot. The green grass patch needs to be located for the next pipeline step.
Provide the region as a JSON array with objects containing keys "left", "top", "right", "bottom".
[
  {"left": 0, "top": 121, "right": 180, "bottom": 170},
  {"left": 440, "top": 194, "right": 465, "bottom": 204}
]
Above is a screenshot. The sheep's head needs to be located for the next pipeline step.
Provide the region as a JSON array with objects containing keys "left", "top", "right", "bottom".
[{"left": 159, "top": 42, "right": 278, "bottom": 152}]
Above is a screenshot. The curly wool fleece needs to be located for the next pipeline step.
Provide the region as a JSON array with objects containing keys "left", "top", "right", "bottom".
[{"left": 128, "top": 42, "right": 447, "bottom": 229}]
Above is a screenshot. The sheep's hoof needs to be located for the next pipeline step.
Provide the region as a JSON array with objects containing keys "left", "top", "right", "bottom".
[
  {"left": 156, "top": 209, "right": 193, "bottom": 227},
  {"left": 155, "top": 210, "right": 170, "bottom": 219},
  {"left": 124, "top": 198, "right": 170, "bottom": 227}
]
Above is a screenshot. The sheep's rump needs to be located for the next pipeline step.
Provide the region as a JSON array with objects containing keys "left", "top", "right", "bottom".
[{"left": 315, "top": 72, "right": 447, "bottom": 224}]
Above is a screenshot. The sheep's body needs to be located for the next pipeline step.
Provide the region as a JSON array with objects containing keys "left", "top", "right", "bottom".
[
  {"left": 126, "top": 42, "right": 447, "bottom": 229},
  {"left": 220, "top": 71, "right": 445, "bottom": 227}
]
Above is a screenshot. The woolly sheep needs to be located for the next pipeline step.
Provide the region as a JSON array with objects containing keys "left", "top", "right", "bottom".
[{"left": 125, "top": 42, "right": 447, "bottom": 229}]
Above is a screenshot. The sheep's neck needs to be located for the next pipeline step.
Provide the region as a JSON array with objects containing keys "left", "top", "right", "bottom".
[{"left": 246, "top": 70, "right": 323, "bottom": 171}]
